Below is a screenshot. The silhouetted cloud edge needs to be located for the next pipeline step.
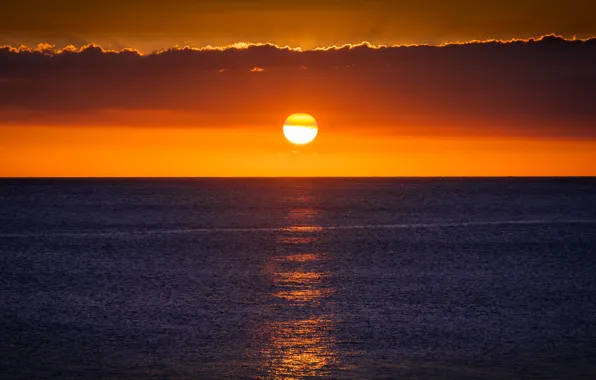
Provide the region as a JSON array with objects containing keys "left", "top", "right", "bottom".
[{"left": 1, "top": 34, "right": 595, "bottom": 55}]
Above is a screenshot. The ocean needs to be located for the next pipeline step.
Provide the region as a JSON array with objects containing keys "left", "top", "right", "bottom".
[{"left": 1, "top": 178, "right": 595, "bottom": 379}]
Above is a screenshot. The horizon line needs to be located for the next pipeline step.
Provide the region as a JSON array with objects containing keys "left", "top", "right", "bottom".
[{"left": 1, "top": 176, "right": 595, "bottom": 180}]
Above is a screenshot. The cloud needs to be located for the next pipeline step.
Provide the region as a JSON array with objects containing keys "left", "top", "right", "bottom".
[{"left": 1, "top": 35, "right": 595, "bottom": 138}]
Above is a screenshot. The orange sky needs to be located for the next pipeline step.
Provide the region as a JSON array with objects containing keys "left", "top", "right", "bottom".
[
  {"left": 2, "top": 123, "right": 595, "bottom": 177},
  {"left": 2, "top": 0, "right": 595, "bottom": 51},
  {"left": 1, "top": 2, "right": 595, "bottom": 176}
]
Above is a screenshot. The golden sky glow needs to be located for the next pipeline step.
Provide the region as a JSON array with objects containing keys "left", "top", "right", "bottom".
[
  {"left": 0, "top": 2, "right": 595, "bottom": 176},
  {"left": 2, "top": 125, "right": 595, "bottom": 177}
]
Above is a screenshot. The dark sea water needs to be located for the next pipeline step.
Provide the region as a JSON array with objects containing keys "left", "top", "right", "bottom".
[{"left": 1, "top": 178, "right": 595, "bottom": 379}]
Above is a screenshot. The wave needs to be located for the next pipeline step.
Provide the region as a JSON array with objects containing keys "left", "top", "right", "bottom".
[{"left": 1, "top": 220, "right": 595, "bottom": 238}]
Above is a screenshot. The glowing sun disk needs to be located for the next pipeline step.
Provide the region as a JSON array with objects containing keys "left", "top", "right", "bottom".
[{"left": 283, "top": 114, "right": 318, "bottom": 145}]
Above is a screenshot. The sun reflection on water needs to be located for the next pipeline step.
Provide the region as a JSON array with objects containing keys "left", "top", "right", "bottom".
[
  {"left": 272, "top": 271, "right": 334, "bottom": 304},
  {"left": 258, "top": 317, "right": 338, "bottom": 380},
  {"left": 286, "top": 207, "right": 318, "bottom": 221},
  {"left": 281, "top": 226, "right": 324, "bottom": 233},
  {"left": 277, "top": 236, "right": 318, "bottom": 244},
  {"left": 278, "top": 253, "right": 322, "bottom": 263},
  {"left": 257, "top": 200, "right": 339, "bottom": 379}
]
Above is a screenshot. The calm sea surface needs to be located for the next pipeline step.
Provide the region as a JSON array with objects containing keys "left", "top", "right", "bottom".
[{"left": 0, "top": 178, "right": 595, "bottom": 379}]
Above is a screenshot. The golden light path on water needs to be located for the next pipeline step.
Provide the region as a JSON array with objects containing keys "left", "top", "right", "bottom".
[{"left": 257, "top": 187, "right": 339, "bottom": 379}]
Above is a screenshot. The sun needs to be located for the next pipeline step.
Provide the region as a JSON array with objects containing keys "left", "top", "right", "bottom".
[{"left": 283, "top": 113, "right": 318, "bottom": 145}]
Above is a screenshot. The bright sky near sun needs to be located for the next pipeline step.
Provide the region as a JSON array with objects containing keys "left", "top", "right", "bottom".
[{"left": 1, "top": 0, "right": 596, "bottom": 176}]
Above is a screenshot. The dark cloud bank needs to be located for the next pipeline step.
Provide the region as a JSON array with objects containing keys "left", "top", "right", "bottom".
[{"left": 1, "top": 36, "right": 595, "bottom": 138}]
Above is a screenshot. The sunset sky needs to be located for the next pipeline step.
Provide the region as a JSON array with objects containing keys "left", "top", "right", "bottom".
[{"left": 1, "top": 0, "right": 596, "bottom": 176}]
